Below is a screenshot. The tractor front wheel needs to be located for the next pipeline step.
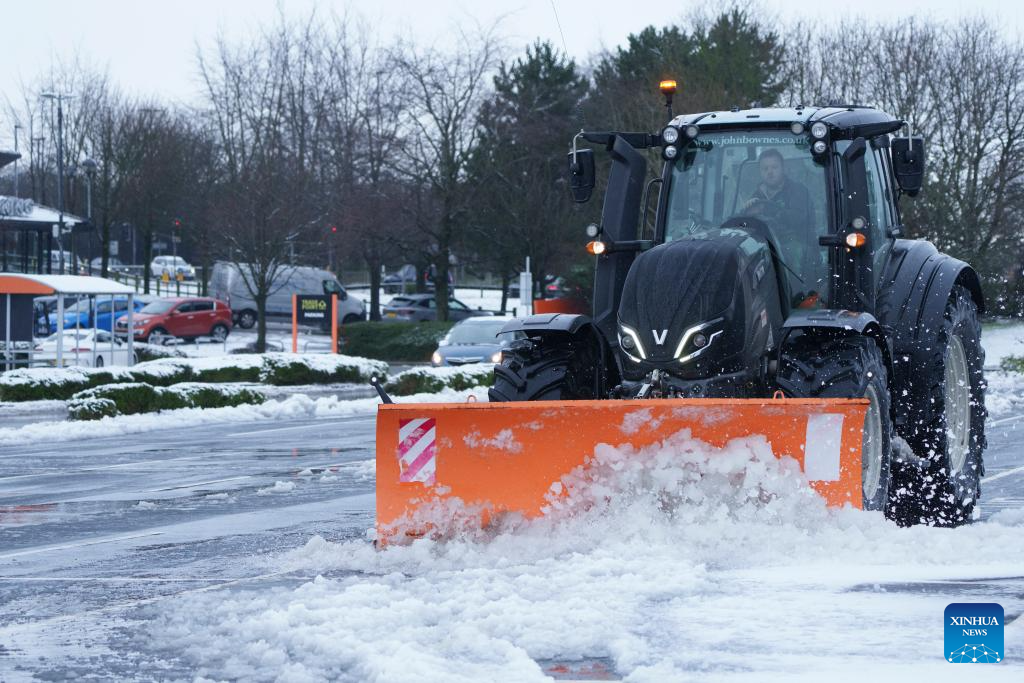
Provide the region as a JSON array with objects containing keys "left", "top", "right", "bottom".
[
  {"left": 776, "top": 334, "right": 893, "bottom": 511},
  {"left": 488, "top": 331, "right": 603, "bottom": 402}
]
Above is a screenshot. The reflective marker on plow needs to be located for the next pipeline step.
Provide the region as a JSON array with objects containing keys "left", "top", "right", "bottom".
[
  {"left": 804, "top": 413, "right": 844, "bottom": 482},
  {"left": 397, "top": 418, "right": 437, "bottom": 485}
]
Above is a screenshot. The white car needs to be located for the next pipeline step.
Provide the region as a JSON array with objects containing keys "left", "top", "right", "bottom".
[
  {"left": 150, "top": 255, "right": 196, "bottom": 280},
  {"left": 33, "top": 329, "right": 138, "bottom": 367}
]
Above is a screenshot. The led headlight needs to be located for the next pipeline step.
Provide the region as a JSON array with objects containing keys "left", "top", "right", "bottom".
[
  {"left": 674, "top": 317, "right": 725, "bottom": 364},
  {"left": 618, "top": 324, "right": 647, "bottom": 362},
  {"left": 662, "top": 126, "right": 679, "bottom": 144}
]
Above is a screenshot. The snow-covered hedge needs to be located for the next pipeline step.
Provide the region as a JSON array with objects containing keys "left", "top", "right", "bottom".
[
  {"left": 384, "top": 363, "right": 493, "bottom": 396},
  {"left": 1001, "top": 355, "right": 1024, "bottom": 373},
  {"left": 68, "top": 382, "right": 266, "bottom": 420},
  {"left": 0, "top": 353, "right": 389, "bottom": 402}
]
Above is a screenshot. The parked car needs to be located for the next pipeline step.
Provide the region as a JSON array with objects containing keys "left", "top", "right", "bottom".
[
  {"left": 431, "top": 316, "right": 523, "bottom": 366},
  {"left": 209, "top": 262, "right": 365, "bottom": 329},
  {"left": 48, "top": 250, "right": 87, "bottom": 275},
  {"left": 115, "top": 297, "right": 232, "bottom": 343},
  {"left": 90, "top": 257, "right": 133, "bottom": 275},
  {"left": 150, "top": 255, "right": 196, "bottom": 281},
  {"left": 33, "top": 329, "right": 138, "bottom": 367},
  {"left": 47, "top": 295, "right": 158, "bottom": 334},
  {"left": 382, "top": 294, "right": 490, "bottom": 323},
  {"left": 382, "top": 264, "right": 417, "bottom": 294}
]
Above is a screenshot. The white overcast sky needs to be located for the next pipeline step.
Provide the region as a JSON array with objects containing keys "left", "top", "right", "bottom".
[{"left": 2, "top": 0, "right": 1020, "bottom": 147}]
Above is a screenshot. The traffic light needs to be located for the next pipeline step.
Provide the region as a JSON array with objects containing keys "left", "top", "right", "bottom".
[
  {"left": 330, "top": 225, "right": 338, "bottom": 235},
  {"left": 173, "top": 218, "right": 182, "bottom": 229}
]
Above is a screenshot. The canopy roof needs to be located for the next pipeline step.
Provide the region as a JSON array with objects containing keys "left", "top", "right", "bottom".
[
  {"left": 0, "top": 273, "right": 136, "bottom": 295},
  {"left": 0, "top": 195, "right": 85, "bottom": 228}
]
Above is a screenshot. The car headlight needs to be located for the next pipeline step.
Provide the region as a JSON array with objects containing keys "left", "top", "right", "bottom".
[
  {"left": 431, "top": 351, "right": 442, "bottom": 365},
  {"left": 490, "top": 351, "right": 502, "bottom": 364}
]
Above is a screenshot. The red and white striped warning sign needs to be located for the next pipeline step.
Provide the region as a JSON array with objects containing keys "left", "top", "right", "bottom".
[{"left": 397, "top": 418, "right": 437, "bottom": 485}]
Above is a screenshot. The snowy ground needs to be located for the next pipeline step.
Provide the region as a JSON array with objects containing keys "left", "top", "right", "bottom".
[{"left": 0, "top": 324, "right": 1022, "bottom": 681}]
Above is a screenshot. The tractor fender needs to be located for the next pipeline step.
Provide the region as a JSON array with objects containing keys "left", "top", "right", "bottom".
[
  {"left": 781, "top": 309, "right": 894, "bottom": 380},
  {"left": 875, "top": 239, "right": 985, "bottom": 428},
  {"left": 498, "top": 313, "right": 594, "bottom": 336},
  {"left": 499, "top": 313, "right": 621, "bottom": 392}
]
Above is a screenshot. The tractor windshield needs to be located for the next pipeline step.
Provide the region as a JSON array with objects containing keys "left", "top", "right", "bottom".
[{"left": 663, "top": 130, "right": 830, "bottom": 307}]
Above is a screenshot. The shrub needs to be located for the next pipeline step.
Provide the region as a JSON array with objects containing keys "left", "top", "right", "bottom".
[
  {"left": 340, "top": 321, "right": 455, "bottom": 362},
  {"left": 384, "top": 363, "right": 494, "bottom": 396},
  {"left": 1001, "top": 355, "right": 1024, "bottom": 373},
  {"left": 259, "top": 353, "right": 388, "bottom": 386},
  {"left": 67, "top": 382, "right": 266, "bottom": 420},
  {"left": 133, "top": 343, "right": 187, "bottom": 363}
]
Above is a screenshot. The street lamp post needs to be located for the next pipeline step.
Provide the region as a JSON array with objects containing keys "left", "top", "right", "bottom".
[
  {"left": 13, "top": 124, "right": 21, "bottom": 198},
  {"left": 41, "top": 92, "right": 72, "bottom": 274}
]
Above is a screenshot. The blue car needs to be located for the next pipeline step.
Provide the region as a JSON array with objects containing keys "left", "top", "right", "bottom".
[
  {"left": 431, "top": 316, "right": 523, "bottom": 366},
  {"left": 48, "top": 295, "right": 158, "bottom": 334}
]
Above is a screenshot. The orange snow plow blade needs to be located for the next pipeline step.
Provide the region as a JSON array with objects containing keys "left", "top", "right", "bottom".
[{"left": 376, "top": 398, "right": 868, "bottom": 541}]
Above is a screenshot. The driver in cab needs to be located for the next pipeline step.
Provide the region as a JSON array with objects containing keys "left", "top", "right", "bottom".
[
  {"left": 741, "top": 147, "right": 818, "bottom": 308},
  {"left": 741, "top": 148, "right": 812, "bottom": 230}
]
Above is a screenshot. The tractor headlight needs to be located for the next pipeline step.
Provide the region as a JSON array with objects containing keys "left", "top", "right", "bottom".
[
  {"left": 812, "top": 140, "right": 828, "bottom": 155},
  {"left": 618, "top": 324, "right": 647, "bottom": 362},
  {"left": 663, "top": 145, "right": 679, "bottom": 161},
  {"left": 661, "top": 126, "right": 680, "bottom": 144},
  {"left": 790, "top": 122, "right": 805, "bottom": 135},
  {"left": 490, "top": 350, "right": 503, "bottom": 364},
  {"left": 684, "top": 124, "right": 700, "bottom": 138},
  {"left": 810, "top": 122, "right": 828, "bottom": 139},
  {"left": 674, "top": 317, "right": 725, "bottom": 363}
]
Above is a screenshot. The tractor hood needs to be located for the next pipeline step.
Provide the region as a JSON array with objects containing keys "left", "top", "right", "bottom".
[{"left": 616, "top": 229, "right": 783, "bottom": 380}]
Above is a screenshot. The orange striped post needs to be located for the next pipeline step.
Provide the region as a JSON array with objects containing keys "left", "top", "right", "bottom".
[
  {"left": 331, "top": 293, "right": 338, "bottom": 354},
  {"left": 291, "top": 294, "right": 298, "bottom": 353}
]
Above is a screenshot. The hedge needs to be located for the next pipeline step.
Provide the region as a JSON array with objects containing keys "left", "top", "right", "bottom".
[
  {"left": 67, "top": 382, "right": 266, "bottom": 420},
  {"left": 384, "top": 363, "right": 494, "bottom": 396},
  {"left": 341, "top": 321, "right": 455, "bottom": 362},
  {"left": 0, "top": 353, "right": 389, "bottom": 402},
  {"left": 1001, "top": 356, "right": 1024, "bottom": 373}
]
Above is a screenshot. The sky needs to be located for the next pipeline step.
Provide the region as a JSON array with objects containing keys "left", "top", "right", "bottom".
[{"left": 1, "top": 0, "right": 1020, "bottom": 148}]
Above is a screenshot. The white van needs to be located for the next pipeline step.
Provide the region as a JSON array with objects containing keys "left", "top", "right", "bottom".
[{"left": 209, "top": 262, "right": 365, "bottom": 329}]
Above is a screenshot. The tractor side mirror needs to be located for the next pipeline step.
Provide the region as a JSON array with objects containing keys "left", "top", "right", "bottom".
[
  {"left": 891, "top": 136, "right": 925, "bottom": 196},
  {"left": 567, "top": 148, "right": 595, "bottom": 203}
]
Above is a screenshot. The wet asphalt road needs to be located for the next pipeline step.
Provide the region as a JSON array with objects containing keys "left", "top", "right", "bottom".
[{"left": 0, "top": 408, "right": 1022, "bottom": 680}]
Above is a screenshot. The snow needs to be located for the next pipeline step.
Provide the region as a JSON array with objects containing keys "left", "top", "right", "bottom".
[
  {"left": 986, "top": 370, "right": 1024, "bottom": 418},
  {"left": 0, "top": 386, "right": 489, "bottom": 447},
  {"left": 146, "top": 429, "right": 1024, "bottom": 681},
  {"left": 982, "top": 321, "right": 1024, "bottom": 367}
]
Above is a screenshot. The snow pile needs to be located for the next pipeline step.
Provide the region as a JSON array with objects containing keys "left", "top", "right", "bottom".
[
  {"left": 384, "top": 362, "right": 493, "bottom": 396},
  {"left": 0, "top": 386, "right": 489, "bottom": 447},
  {"left": 985, "top": 369, "right": 1024, "bottom": 418},
  {"left": 147, "top": 431, "right": 1024, "bottom": 681}
]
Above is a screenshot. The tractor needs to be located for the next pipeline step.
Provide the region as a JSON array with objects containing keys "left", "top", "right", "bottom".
[{"left": 486, "top": 92, "right": 986, "bottom": 527}]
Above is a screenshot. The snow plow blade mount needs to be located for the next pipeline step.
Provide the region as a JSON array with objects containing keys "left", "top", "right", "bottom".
[{"left": 376, "top": 398, "right": 869, "bottom": 540}]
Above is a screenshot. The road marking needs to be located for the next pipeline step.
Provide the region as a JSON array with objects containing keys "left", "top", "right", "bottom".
[
  {"left": 0, "top": 532, "right": 163, "bottom": 560},
  {"left": 228, "top": 417, "right": 375, "bottom": 437},
  {"left": 983, "top": 464, "right": 1024, "bottom": 484},
  {"left": 148, "top": 475, "right": 251, "bottom": 492},
  {"left": 0, "top": 575, "right": 316, "bottom": 582},
  {"left": 988, "top": 414, "right": 1024, "bottom": 427}
]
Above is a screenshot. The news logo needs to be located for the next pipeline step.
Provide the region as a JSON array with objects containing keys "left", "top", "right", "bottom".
[{"left": 945, "top": 603, "right": 1004, "bottom": 663}]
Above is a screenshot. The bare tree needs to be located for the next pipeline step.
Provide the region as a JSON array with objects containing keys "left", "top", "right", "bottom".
[{"left": 393, "top": 28, "right": 500, "bottom": 320}]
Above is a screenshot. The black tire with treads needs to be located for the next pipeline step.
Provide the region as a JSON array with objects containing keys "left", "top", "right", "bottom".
[
  {"left": 776, "top": 333, "right": 893, "bottom": 511},
  {"left": 889, "top": 285, "right": 986, "bottom": 527}
]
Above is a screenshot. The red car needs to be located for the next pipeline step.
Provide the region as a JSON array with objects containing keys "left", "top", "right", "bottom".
[{"left": 115, "top": 297, "right": 233, "bottom": 343}]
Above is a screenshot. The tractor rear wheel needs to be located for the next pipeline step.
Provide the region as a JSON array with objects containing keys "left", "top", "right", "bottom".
[
  {"left": 891, "top": 285, "right": 985, "bottom": 527},
  {"left": 488, "top": 331, "right": 602, "bottom": 402},
  {"left": 776, "top": 334, "right": 893, "bottom": 511}
]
